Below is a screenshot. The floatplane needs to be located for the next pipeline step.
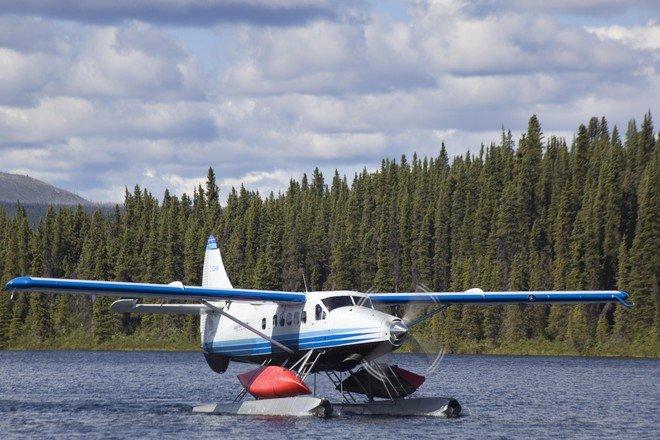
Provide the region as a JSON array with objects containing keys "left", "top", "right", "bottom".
[{"left": 4, "top": 236, "right": 633, "bottom": 418}]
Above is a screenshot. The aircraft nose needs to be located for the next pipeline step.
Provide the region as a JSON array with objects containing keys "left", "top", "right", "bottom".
[{"left": 389, "top": 320, "right": 408, "bottom": 346}]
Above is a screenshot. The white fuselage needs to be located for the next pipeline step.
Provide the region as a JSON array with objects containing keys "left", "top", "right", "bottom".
[{"left": 201, "top": 291, "right": 402, "bottom": 366}]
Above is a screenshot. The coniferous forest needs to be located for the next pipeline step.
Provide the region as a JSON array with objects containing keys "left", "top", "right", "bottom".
[{"left": 0, "top": 114, "right": 657, "bottom": 356}]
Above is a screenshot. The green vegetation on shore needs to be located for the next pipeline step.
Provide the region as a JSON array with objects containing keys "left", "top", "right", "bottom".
[
  {"left": 1, "top": 114, "right": 658, "bottom": 358},
  {"left": 407, "top": 328, "right": 658, "bottom": 358},
  {"left": 6, "top": 329, "right": 657, "bottom": 358}
]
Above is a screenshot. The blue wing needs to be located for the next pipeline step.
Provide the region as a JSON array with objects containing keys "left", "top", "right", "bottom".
[
  {"left": 369, "top": 290, "right": 633, "bottom": 307},
  {"left": 4, "top": 276, "right": 305, "bottom": 304}
]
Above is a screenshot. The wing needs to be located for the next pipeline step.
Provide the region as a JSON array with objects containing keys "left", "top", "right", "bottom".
[
  {"left": 3, "top": 276, "right": 305, "bottom": 303},
  {"left": 369, "top": 289, "right": 633, "bottom": 307}
]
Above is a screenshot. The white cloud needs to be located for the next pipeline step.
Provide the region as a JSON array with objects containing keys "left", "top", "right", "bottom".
[
  {"left": 0, "top": 0, "right": 657, "bottom": 203},
  {"left": 0, "top": 48, "right": 63, "bottom": 105},
  {"left": 160, "top": 169, "right": 296, "bottom": 202},
  {"left": 0, "top": 97, "right": 215, "bottom": 145},
  {"left": 222, "top": 0, "right": 645, "bottom": 98},
  {"left": 0, "top": 20, "right": 204, "bottom": 106},
  {"left": 220, "top": 169, "right": 294, "bottom": 194},
  {"left": 161, "top": 173, "right": 207, "bottom": 198},
  {"left": 65, "top": 24, "right": 204, "bottom": 100},
  {"left": 585, "top": 20, "right": 660, "bottom": 51},
  {"left": 489, "top": 0, "right": 658, "bottom": 15}
]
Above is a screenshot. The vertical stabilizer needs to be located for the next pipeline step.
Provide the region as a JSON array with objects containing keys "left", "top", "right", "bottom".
[{"left": 202, "top": 235, "right": 233, "bottom": 289}]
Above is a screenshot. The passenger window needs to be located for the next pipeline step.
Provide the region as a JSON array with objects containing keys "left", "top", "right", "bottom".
[
  {"left": 273, "top": 315, "right": 277, "bottom": 327},
  {"left": 294, "top": 312, "right": 299, "bottom": 324},
  {"left": 261, "top": 318, "right": 266, "bottom": 330},
  {"left": 286, "top": 313, "right": 292, "bottom": 325},
  {"left": 315, "top": 304, "right": 322, "bottom": 320},
  {"left": 279, "top": 314, "right": 285, "bottom": 326},
  {"left": 301, "top": 311, "right": 307, "bottom": 323},
  {"left": 322, "top": 311, "right": 326, "bottom": 319}
]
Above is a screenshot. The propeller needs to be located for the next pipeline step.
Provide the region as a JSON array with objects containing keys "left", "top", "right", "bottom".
[
  {"left": 400, "top": 321, "right": 446, "bottom": 376},
  {"left": 365, "top": 284, "right": 447, "bottom": 377},
  {"left": 401, "top": 284, "right": 448, "bottom": 375}
]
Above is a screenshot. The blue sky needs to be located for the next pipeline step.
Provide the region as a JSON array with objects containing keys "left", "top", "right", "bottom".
[{"left": 0, "top": 0, "right": 658, "bottom": 202}]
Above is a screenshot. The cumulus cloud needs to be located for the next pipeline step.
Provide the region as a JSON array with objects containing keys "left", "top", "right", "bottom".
[
  {"left": 0, "top": 0, "right": 345, "bottom": 26},
  {"left": 162, "top": 173, "right": 207, "bottom": 196},
  {"left": 221, "top": 16, "right": 434, "bottom": 95},
  {"left": 0, "top": 98, "right": 216, "bottom": 145},
  {"left": 222, "top": 0, "right": 651, "bottom": 99},
  {"left": 0, "top": 21, "right": 205, "bottom": 106},
  {"left": 474, "top": 0, "right": 659, "bottom": 16},
  {"left": 585, "top": 20, "right": 660, "bottom": 51},
  {"left": 65, "top": 24, "right": 204, "bottom": 100},
  {"left": 0, "top": 48, "right": 62, "bottom": 105},
  {"left": 0, "top": 0, "right": 657, "bottom": 202}
]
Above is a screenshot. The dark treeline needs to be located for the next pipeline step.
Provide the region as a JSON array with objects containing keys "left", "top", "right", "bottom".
[
  {"left": 0, "top": 114, "right": 657, "bottom": 355},
  {"left": 0, "top": 201, "right": 116, "bottom": 227}
]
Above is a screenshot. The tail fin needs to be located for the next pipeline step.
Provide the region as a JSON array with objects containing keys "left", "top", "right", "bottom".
[{"left": 202, "top": 235, "right": 233, "bottom": 289}]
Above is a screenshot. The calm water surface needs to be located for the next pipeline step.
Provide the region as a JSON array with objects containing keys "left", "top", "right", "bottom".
[{"left": 0, "top": 351, "right": 657, "bottom": 439}]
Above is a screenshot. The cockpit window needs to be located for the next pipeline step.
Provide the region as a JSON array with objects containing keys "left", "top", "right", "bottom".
[{"left": 322, "top": 296, "right": 354, "bottom": 312}]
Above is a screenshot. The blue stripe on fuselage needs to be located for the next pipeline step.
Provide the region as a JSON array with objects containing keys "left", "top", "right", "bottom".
[
  {"left": 213, "top": 328, "right": 369, "bottom": 347},
  {"left": 204, "top": 328, "right": 381, "bottom": 356}
]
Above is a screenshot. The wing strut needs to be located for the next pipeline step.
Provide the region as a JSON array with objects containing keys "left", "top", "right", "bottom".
[{"left": 201, "top": 300, "right": 294, "bottom": 355}]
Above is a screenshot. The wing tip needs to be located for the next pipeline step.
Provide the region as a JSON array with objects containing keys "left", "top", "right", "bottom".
[
  {"left": 616, "top": 290, "right": 635, "bottom": 307},
  {"left": 4, "top": 276, "right": 32, "bottom": 292}
]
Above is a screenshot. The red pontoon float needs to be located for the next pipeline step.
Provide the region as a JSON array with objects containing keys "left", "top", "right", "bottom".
[{"left": 238, "top": 366, "right": 311, "bottom": 399}]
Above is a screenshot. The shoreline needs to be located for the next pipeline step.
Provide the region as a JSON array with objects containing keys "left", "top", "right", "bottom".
[
  {"left": 4, "top": 327, "right": 657, "bottom": 358},
  {"left": 1, "top": 348, "right": 657, "bottom": 360},
  {"left": 3, "top": 342, "right": 657, "bottom": 359}
]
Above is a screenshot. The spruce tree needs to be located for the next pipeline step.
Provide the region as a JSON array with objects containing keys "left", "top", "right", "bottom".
[
  {"left": 205, "top": 167, "right": 222, "bottom": 234},
  {"left": 254, "top": 218, "right": 283, "bottom": 290},
  {"left": 79, "top": 211, "right": 121, "bottom": 344},
  {"left": 502, "top": 253, "right": 527, "bottom": 343},
  {"left": 26, "top": 233, "right": 51, "bottom": 344},
  {"left": 5, "top": 205, "right": 32, "bottom": 345},
  {"left": 612, "top": 241, "right": 630, "bottom": 339},
  {"left": 626, "top": 148, "right": 658, "bottom": 334}
]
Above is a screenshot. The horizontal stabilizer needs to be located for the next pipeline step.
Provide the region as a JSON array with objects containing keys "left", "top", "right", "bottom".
[
  {"left": 110, "top": 299, "right": 209, "bottom": 315},
  {"left": 4, "top": 276, "right": 306, "bottom": 304}
]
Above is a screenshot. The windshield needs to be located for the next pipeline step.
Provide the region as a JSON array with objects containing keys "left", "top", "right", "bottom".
[
  {"left": 351, "top": 295, "right": 373, "bottom": 309},
  {"left": 322, "top": 296, "right": 354, "bottom": 312}
]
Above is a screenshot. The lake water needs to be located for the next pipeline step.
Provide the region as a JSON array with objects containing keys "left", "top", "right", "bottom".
[{"left": 0, "top": 351, "right": 657, "bottom": 439}]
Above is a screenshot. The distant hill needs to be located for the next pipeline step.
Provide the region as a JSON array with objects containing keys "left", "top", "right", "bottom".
[{"left": 0, "top": 172, "right": 90, "bottom": 205}]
